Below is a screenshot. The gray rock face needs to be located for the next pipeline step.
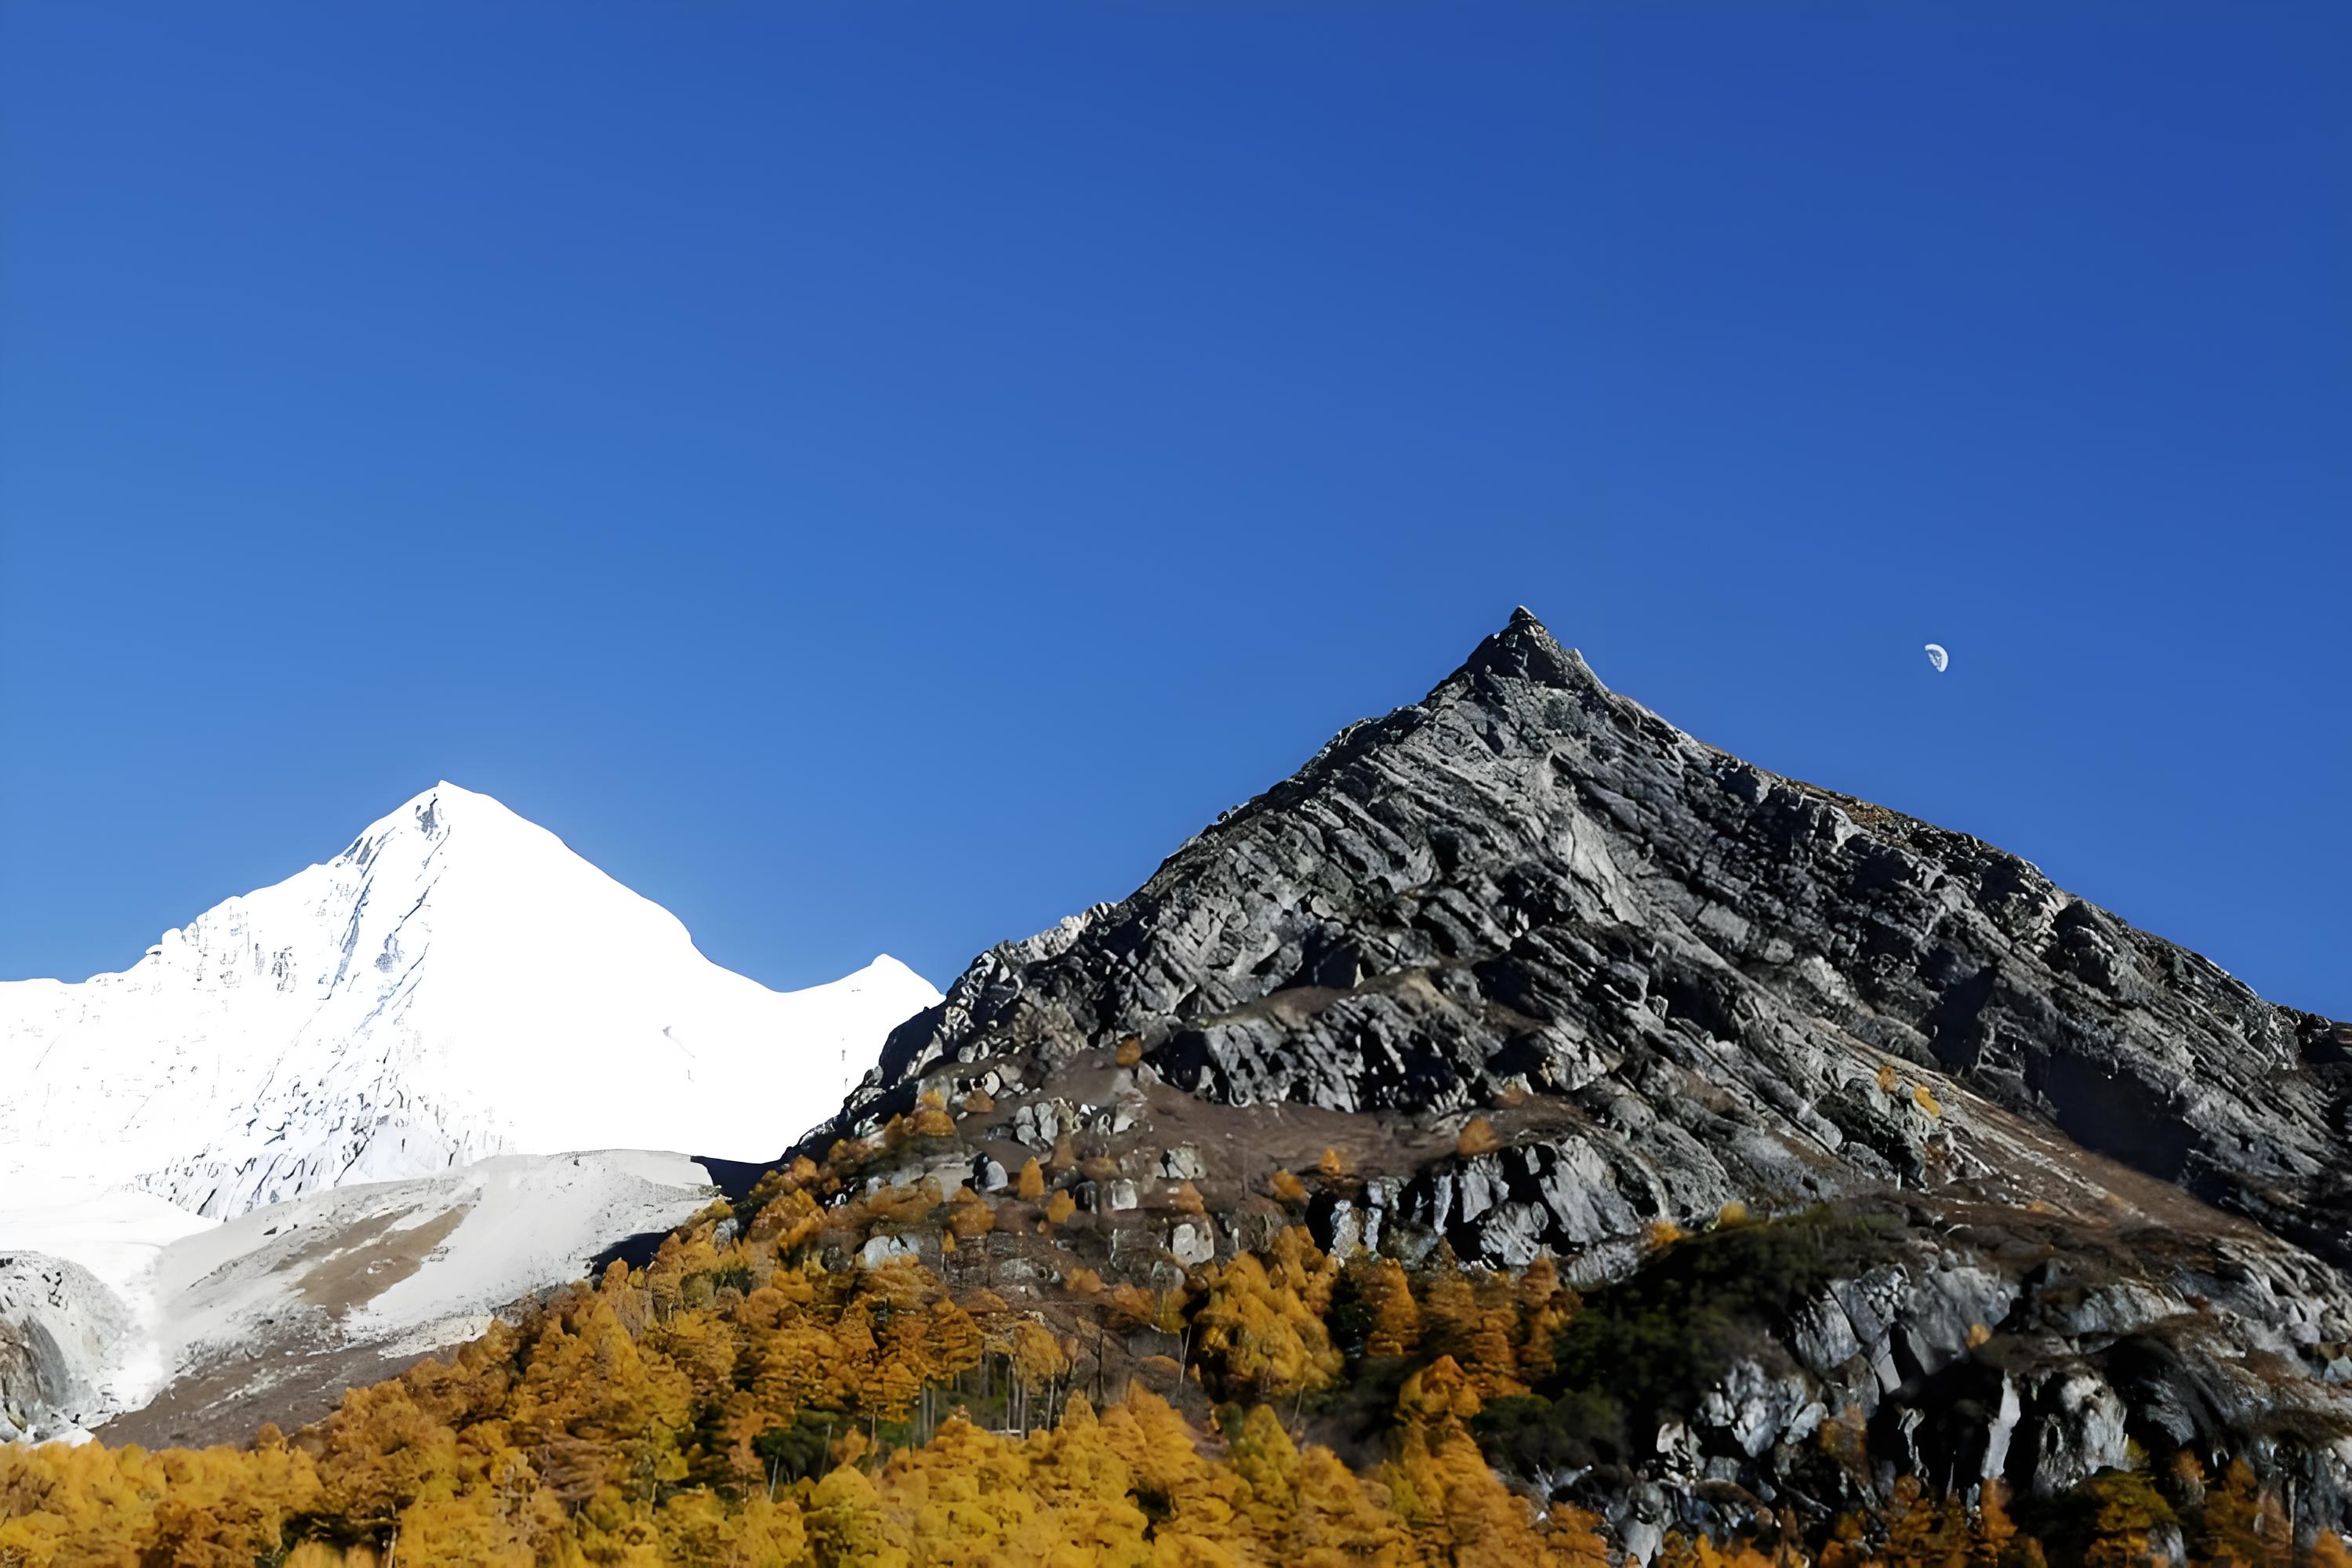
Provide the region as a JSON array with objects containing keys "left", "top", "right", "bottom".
[
  {"left": 844, "top": 610, "right": 2343, "bottom": 1254},
  {"left": 806, "top": 608, "right": 2352, "bottom": 1528},
  {"left": 0, "top": 1253, "right": 134, "bottom": 1442}
]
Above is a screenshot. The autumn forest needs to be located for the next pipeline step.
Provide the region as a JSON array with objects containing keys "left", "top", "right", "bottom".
[{"left": 1, "top": 1102, "right": 2336, "bottom": 1568}]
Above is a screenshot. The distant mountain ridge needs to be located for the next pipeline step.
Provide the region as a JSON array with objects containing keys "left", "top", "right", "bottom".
[{"left": 0, "top": 782, "right": 939, "bottom": 1218}]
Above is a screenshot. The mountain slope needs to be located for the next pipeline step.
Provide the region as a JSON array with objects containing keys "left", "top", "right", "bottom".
[
  {"left": 0, "top": 1151, "right": 719, "bottom": 1444},
  {"left": 800, "top": 608, "right": 2352, "bottom": 1533},
  {"left": 1, "top": 782, "right": 940, "bottom": 1218}
]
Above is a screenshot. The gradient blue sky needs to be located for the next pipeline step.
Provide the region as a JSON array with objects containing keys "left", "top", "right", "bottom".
[{"left": 3, "top": 5, "right": 2346, "bottom": 1018}]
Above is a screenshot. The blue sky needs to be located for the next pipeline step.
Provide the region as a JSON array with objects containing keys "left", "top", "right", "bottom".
[{"left": 2, "top": 5, "right": 2345, "bottom": 1018}]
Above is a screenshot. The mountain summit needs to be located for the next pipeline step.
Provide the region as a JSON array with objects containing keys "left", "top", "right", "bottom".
[
  {"left": 844, "top": 607, "right": 2344, "bottom": 1223},
  {"left": 802, "top": 608, "right": 2352, "bottom": 1534},
  {"left": 1, "top": 782, "right": 939, "bottom": 1218}
]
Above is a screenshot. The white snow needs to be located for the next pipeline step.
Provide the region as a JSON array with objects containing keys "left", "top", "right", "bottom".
[
  {"left": 140, "top": 1149, "right": 720, "bottom": 1381},
  {"left": 4, "top": 1151, "right": 723, "bottom": 1441},
  {"left": 0, "top": 1189, "right": 216, "bottom": 1303},
  {"left": 0, "top": 783, "right": 935, "bottom": 1439},
  {"left": 0, "top": 782, "right": 941, "bottom": 1220}
]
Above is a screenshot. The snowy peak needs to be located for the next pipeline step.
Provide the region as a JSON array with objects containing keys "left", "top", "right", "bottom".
[
  {"left": 2, "top": 785, "right": 941, "bottom": 1218},
  {"left": 137, "top": 781, "right": 500, "bottom": 997}
]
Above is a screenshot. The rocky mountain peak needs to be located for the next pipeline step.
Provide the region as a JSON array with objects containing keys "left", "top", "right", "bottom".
[
  {"left": 804, "top": 607, "right": 2352, "bottom": 1534},
  {"left": 1457, "top": 604, "right": 1595, "bottom": 688},
  {"left": 841, "top": 607, "right": 2343, "bottom": 1235}
]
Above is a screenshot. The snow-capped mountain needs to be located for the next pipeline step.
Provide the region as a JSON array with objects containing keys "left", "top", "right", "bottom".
[{"left": 0, "top": 783, "right": 941, "bottom": 1218}]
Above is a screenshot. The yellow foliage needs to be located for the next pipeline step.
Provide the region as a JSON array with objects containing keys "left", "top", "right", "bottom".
[
  {"left": 1272, "top": 1168, "right": 1308, "bottom": 1204},
  {"left": 1318, "top": 1145, "right": 1351, "bottom": 1181},
  {"left": 1348, "top": 1253, "right": 1422, "bottom": 1360},
  {"left": 864, "top": 1178, "right": 939, "bottom": 1227},
  {"left": 1417, "top": 1262, "right": 1527, "bottom": 1399},
  {"left": 1382, "top": 1359, "right": 1606, "bottom": 1568},
  {"left": 1104, "top": 1282, "right": 1159, "bottom": 1330},
  {"left": 1457, "top": 1116, "right": 1501, "bottom": 1157},
  {"left": 0, "top": 1156, "right": 2240, "bottom": 1568},
  {"left": 1875, "top": 1062, "right": 1900, "bottom": 1094},
  {"left": 1016, "top": 1156, "right": 1046, "bottom": 1200},
  {"left": 946, "top": 1187, "right": 995, "bottom": 1239},
  {"left": 1195, "top": 1229, "right": 1344, "bottom": 1398},
  {"left": 1912, "top": 1082, "right": 1944, "bottom": 1118},
  {"left": 1514, "top": 1254, "right": 1576, "bottom": 1387},
  {"left": 1401, "top": 1355, "right": 1485, "bottom": 1422},
  {"left": 1044, "top": 1189, "right": 1078, "bottom": 1226},
  {"left": 1008, "top": 1319, "right": 1069, "bottom": 1389},
  {"left": 1116, "top": 1036, "right": 1143, "bottom": 1067}
]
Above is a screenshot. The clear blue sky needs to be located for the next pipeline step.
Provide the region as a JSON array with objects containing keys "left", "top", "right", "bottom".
[{"left": 3, "top": 5, "right": 2345, "bottom": 1019}]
